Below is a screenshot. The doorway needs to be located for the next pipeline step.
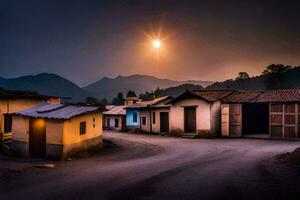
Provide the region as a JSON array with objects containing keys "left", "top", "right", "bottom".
[
  {"left": 29, "top": 118, "right": 46, "bottom": 158},
  {"left": 242, "top": 103, "right": 269, "bottom": 135},
  {"left": 184, "top": 107, "right": 196, "bottom": 133},
  {"left": 160, "top": 112, "right": 169, "bottom": 133}
]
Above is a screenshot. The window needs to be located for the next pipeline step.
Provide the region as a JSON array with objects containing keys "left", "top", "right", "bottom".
[
  {"left": 152, "top": 112, "right": 156, "bottom": 124},
  {"left": 107, "top": 118, "right": 110, "bottom": 127},
  {"left": 115, "top": 118, "right": 119, "bottom": 128},
  {"left": 80, "top": 122, "right": 86, "bottom": 135},
  {"left": 142, "top": 117, "right": 146, "bottom": 125},
  {"left": 93, "top": 118, "right": 96, "bottom": 122},
  {"left": 4, "top": 114, "right": 12, "bottom": 133},
  {"left": 133, "top": 112, "right": 137, "bottom": 123}
]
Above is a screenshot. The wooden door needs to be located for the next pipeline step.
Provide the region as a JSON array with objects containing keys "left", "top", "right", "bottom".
[
  {"left": 29, "top": 118, "right": 46, "bottom": 158},
  {"left": 184, "top": 107, "right": 196, "bottom": 133},
  {"left": 229, "top": 104, "right": 242, "bottom": 137},
  {"left": 160, "top": 112, "right": 169, "bottom": 133}
]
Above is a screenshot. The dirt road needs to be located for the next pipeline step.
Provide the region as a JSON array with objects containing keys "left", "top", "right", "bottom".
[{"left": 1, "top": 131, "right": 300, "bottom": 200}]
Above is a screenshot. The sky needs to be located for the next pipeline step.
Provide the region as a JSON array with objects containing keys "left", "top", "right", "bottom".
[{"left": 1, "top": 0, "right": 300, "bottom": 86}]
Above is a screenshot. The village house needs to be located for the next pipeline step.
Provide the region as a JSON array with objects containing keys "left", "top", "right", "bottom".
[
  {"left": 127, "top": 96, "right": 172, "bottom": 134},
  {"left": 167, "top": 90, "right": 235, "bottom": 138},
  {"left": 11, "top": 103, "right": 105, "bottom": 159},
  {"left": 0, "top": 88, "right": 60, "bottom": 138},
  {"left": 103, "top": 105, "right": 126, "bottom": 131},
  {"left": 221, "top": 89, "right": 300, "bottom": 139}
]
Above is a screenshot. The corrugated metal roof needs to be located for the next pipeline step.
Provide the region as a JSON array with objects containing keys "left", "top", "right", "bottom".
[
  {"left": 103, "top": 105, "right": 126, "bottom": 115},
  {"left": 14, "top": 103, "right": 103, "bottom": 120}
]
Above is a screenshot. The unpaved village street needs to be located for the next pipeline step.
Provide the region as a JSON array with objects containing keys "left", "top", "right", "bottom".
[{"left": 1, "top": 131, "right": 300, "bottom": 200}]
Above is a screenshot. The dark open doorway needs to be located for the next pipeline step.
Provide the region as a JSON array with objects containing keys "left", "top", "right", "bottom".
[
  {"left": 184, "top": 107, "right": 196, "bottom": 133},
  {"left": 160, "top": 112, "right": 169, "bottom": 133},
  {"left": 242, "top": 103, "right": 269, "bottom": 135},
  {"left": 29, "top": 118, "right": 46, "bottom": 158}
]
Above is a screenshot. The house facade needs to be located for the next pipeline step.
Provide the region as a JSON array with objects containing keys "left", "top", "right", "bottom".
[
  {"left": 103, "top": 105, "right": 126, "bottom": 131},
  {"left": 11, "top": 103, "right": 104, "bottom": 159},
  {"left": 137, "top": 96, "right": 172, "bottom": 134},
  {"left": 0, "top": 88, "right": 60, "bottom": 137},
  {"left": 168, "top": 90, "right": 233, "bottom": 137},
  {"left": 221, "top": 89, "right": 300, "bottom": 139}
]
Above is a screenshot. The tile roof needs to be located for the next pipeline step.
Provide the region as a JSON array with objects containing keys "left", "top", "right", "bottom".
[
  {"left": 103, "top": 105, "right": 126, "bottom": 115},
  {"left": 222, "top": 91, "right": 263, "bottom": 103},
  {"left": 251, "top": 89, "right": 300, "bottom": 103},
  {"left": 192, "top": 90, "right": 235, "bottom": 101},
  {"left": 223, "top": 89, "right": 300, "bottom": 103},
  {"left": 0, "top": 87, "right": 59, "bottom": 100},
  {"left": 14, "top": 103, "right": 104, "bottom": 120},
  {"left": 168, "top": 89, "right": 235, "bottom": 103},
  {"left": 126, "top": 96, "right": 171, "bottom": 109}
]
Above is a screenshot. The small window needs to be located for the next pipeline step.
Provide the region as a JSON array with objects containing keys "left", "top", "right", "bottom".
[
  {"left": 142, "top": 117, "right": 146, "bottom": 125},
  {"left": 80, "top": 122, "right": 86, "bottom": 135},
  {"left": 107, "top": 118, "right": 110, "bottom": 127},
  {"left": 93, "top": 118, "right": 95, "bottom": 122},
  {"left": 152, "top": 112, "right": 156, "bottom": 124},
  {"left": 133, "top": 112, "right": 137, "bottom": 123},
  {"left": 115, "top": 118, "right": 119, "bottom": 128},
  {"left": 4, "top": 114, "right": 12, "bottom": 133}
]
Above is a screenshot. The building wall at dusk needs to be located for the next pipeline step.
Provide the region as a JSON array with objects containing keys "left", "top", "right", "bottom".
[
  {"left": 139, "top": 107, "right": 170, "bottom": 134},
  {"left": 169, "top": 98, "right": 220, "bottom": 137},
  {"left": 0, "top": 98, "right": 60, "bottom": 135},
  {"left": 11, "top": 112, "right": 103, "bottom": 159},
  {"left": 126, "top": 108, "right": 140, "bottom": 130}
]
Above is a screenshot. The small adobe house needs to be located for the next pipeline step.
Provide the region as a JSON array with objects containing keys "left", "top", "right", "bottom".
[
  {"left": 0, "top": 88, "right": 60, "bottom": 137},
  {"left": 11, "top": 103, "right": 104, "bottom": 159},
  {"left": 167, "top": 90, "right": 235, "bottom": 137},
  {"left": 103, "top": 105, "right": 126, "bottom": 131},
  {"left": 221, "top": 89, "right": 300, "bottom": 139},
  {"left": 129, "top": 96, "right": 172, "bottom": 134}
]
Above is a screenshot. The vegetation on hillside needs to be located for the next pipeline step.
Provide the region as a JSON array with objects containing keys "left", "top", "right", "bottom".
[
  {"left": 208, "top": 64, "right": 300, "bottom": 90},
  {"left": 139, "top": 84, "right": 203, "bottom": 100}
]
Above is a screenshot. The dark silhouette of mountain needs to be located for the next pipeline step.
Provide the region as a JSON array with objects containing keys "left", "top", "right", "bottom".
[
  {"left": 207, "top": 67, "right": 300, "bottom": 90},
  {"left": 0, "top": 73, "right": 89, "bottom": 102},
  {"left": 160, "top": 84, "right": 204, "bottom": 97},
  {"left": 139, "top": 84, "right": 204, "bottom": 100},
  {"left": 0, "top": 73, "right": 212, "bottom": 102},
  {"left": 84, "top": 74, "right": 213, "bottom": 100}
]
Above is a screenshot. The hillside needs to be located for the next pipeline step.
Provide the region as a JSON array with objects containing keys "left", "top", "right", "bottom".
[
  {"left": 84, "top": 74, "right": 213, "bottom": 100},
  {"left": 139, "top": 84, "right": 204, "bottom": 100},
  {"left": 208, "top": 67, "right": 300, "bottom": 90},
  {"left": 0, "top": 73, "right": 89, "bottom": 102}
]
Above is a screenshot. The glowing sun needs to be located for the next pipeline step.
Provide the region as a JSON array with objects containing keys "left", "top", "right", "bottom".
[{"left": 152, "top": 40, "right": 161, "bottom": 48}]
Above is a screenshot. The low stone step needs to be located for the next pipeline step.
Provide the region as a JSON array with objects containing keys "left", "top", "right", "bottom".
[{"left": 181, "top": 133, "right": 197, "bottom": 139}]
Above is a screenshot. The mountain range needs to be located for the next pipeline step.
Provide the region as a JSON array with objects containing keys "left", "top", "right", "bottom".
[
  {"left": 83, "top": 74, "right": 213, "bottom": 100},
  {"left": 208, "top": 66, "right": 300, "bottom": 90},
  {"left": 0, "top": 73, "right": 213, "bottom": 102}
]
